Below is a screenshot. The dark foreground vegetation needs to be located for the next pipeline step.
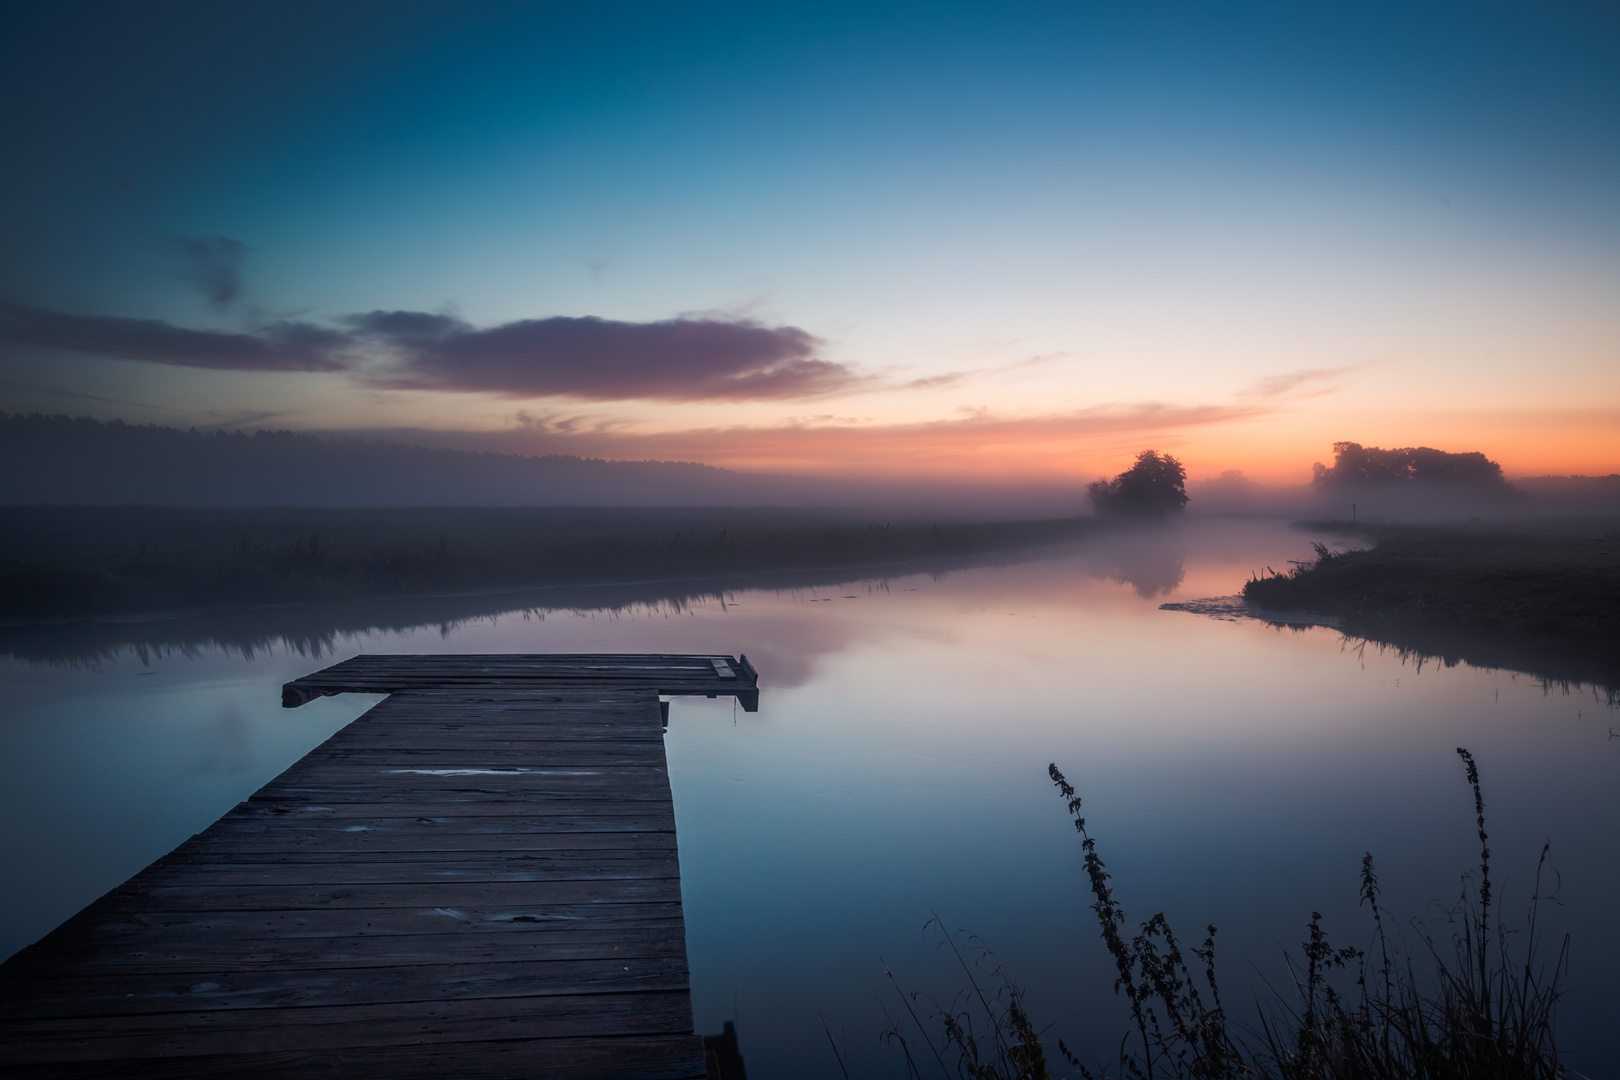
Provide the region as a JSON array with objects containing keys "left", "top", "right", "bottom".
[
  {"left": 1241, "top": 522, "right": 1620, "bottom": 703},
  {"left": 0, "top": 506, "right": 1086, "bottom": 620},
  {"left": 1243, "top": 523, "right": 1620, "bottom": 641},
  {"left": 879, "top": 751, "right": 1570, "bottom": 1079}
]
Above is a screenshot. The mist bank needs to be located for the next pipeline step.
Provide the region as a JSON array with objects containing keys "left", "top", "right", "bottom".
[
  {"left": 0, "top": 414, "right": 1085, "bottom": 518},
  {"left": 9, "top": 413, "right": 1614, "bottom": 521},
  {"left": 0, "top": 505, "right": 1087, "bottom": 620},
  {"left": 1189, "top": 472, "right": 1620, "bottom": 520}
]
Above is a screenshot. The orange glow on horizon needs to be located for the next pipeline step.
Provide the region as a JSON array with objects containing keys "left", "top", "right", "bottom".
[{"left": 382, "top": 404, "right": 1620, "bottom": 485}]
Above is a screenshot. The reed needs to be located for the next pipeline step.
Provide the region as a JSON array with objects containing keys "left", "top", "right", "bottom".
[{"left": 882, "top": 750, "right": 1572, "bottom": 1079}]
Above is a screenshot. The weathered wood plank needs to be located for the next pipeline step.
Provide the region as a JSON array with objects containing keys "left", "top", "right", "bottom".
[
  {"left": 28, "top": 903, "right": 690, "bottom": 945},
  {"left": 0, "top": 1036, "right": 709, "bottom": 1080},
  {"left": 279, "top": 652, "right": 759, "bottom": 711},
  {"left": 221, "top": 803, "right": 688, "bottom": 824},
  {"left": 106, "top": 878, "right": 682, "bottom": 912},
  {"left": 139, "top": 853, "right": 683, "bottom": 885},
  {"left": 179, "top": 830, "right": 680, "bottom": 855},
  {"left": 3, "top": 930, "right": 691, "bottom": 977},
  {"left": 279, "top": 748, "right": 673, "bottom": 766},
  {"left": 0, "top": 990, "right": 700, "bottom": 1057},
  {"left": 3, "top": 956, "right": 695, "bottom": 1018}
]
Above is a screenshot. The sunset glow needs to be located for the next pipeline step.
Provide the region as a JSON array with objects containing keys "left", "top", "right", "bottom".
[{"left": 1, "top": 2, "right": 1616, "bottom": 487}]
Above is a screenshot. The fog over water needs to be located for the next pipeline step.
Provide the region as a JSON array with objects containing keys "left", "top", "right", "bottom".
[
  {"left": 2, "top": 519, "right": 1615, "bottom": 1077},
  {"left": 7, "top": 414, "right": 1618, "bottom": 520}
]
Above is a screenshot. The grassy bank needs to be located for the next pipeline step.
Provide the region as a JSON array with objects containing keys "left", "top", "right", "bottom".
[
  {"left": 1242, "top": 521, "right": 1620, "bottom": 642},
  {"left": 0, "top": 506, "right": 1086, "bottom": 620}
]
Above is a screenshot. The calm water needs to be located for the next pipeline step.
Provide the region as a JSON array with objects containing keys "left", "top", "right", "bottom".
[{"left": 2, "top": 519, "right": 1615, "bottom": 1076}]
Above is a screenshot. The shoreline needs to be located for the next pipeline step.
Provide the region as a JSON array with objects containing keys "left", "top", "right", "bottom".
[
  {"left": 1233, "top": 519, "right": 1620, "bottom": 700},
  {"left": 0, "top": 505, "right": 1092, "bottom": 623},
  {"left": 1242, "top": 519, "right": 1620, "bottom": 640}
]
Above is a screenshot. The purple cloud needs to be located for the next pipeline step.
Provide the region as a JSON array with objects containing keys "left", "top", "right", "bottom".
[
  {"left": 0, "top": 301, "right": 853, "bottom": 400},
  {"left": 0, "top": 301, "right": 350, "bottom": 372},
  {"left": 351, "top": 311, "right": 855, "bottom": 401}
]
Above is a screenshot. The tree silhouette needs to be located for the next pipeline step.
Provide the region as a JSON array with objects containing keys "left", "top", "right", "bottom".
[
  {"left": 1311, "top": 441, "right": 1508, "bottom": 488},
  {"left": 1087, "top": 449, "right": 1189, "bottom": 518}
]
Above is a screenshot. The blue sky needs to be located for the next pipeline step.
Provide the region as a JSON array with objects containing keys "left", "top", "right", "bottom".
[{"left": 2, "top": 0, "right": 1617, "bottom": 479}]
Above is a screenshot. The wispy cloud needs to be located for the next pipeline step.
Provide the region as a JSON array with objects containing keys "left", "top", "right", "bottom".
[
  {"left": 891, "top": 351, "right": 1069, "bottom": 393},
  {"left": 0, "top": 301, "right": 349, "bottom": 371},
  {"left": 324, "top": 399, "right": 1273, "bottom": 478},
  {"left": 901, "top": 372, "right": 969, "bottom": 390},
  {"left": 0, "top": 376, "right": 178, "bottom": 412},
  {"left": 1240, "top": 365, "right": 1359, "bottom": 401},
  {"left": 0, "top": 377, "right": 287, "bottom": 427}
]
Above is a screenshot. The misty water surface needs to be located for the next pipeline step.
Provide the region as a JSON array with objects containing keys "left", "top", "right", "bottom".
[{"left": 1, "top": 519, "right": 1615, "bottom": 1077}]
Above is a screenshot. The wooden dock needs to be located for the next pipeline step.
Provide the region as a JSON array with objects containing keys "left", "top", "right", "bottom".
[{"left": 0, "top": 653, "right": 759, "bottom": 1078}]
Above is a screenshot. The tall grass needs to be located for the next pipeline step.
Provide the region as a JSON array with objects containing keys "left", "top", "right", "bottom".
[
  {"left": 882, "top": 749, "right": 1572, "bottom": 1079},
  {"left": 878, "top": 918, "right": 1053, "bottom": 1079}
]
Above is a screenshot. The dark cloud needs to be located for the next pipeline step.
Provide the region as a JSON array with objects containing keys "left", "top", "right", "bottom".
[
  {"left": 0, "top": 301, "right": 850, "bottom": 399},
  {"left": 351, "top": 311, "right": 855, "bottom": 401},
  {"left": 0, "top": 301, "right": 350, "bottom": 372},
  {"left": 175, "top": 236, "right": 249, "bottom": 310}
]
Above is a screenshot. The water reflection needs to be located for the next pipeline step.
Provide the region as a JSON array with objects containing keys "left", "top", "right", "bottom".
[
  {"left": 191, "top": 703, "right": 255, "bottom": 775},
  {"left": 1163, "top": 594, "right": 1618, "bottom": 704},
  {"left": 1332, "top": 619, "right": 1619, "bottom": 706},
  {"left": 0, "top": 548, "right": 1068, "bottom": 676},
  {"left": 1073, "top": 528, "right": 1187, "bottom": 598},
  {"left": 2, "top": 520, "right": 1615, "bottom": 1078}
]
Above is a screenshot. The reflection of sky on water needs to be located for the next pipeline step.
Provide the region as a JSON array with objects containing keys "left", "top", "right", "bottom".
[{"left": 1, "top": 520, "right": 1615, "bottom": 1076}]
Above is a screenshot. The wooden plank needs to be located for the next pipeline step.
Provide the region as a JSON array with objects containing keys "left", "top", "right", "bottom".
[
  {"left": 279, "top": 652, "right": 759, "bottom": 711},
  {"left": 1, "top": 991, "right": 701, "bottom": 1056},
  {"left": 4, "top": 957, "right": 696, "bottom": 1018},
  {"left": 4, "top": 930, "right": 691, "bottom": 977},
  {"left": 279, "top": 746, "right": 673, "bottom": 763},
  {"left": 0, "top": 1036, "right": 709, "bottom": 1080},
  {"left": 143, "top": 853, "right": 683, "bottom": 884},
  {"left": 179, "top": 830, "right": 680, "bottom": 854},
  {"left": 106, "top": 879, "right": 682, "bottom": 911},
  {"left": 0, "top": 657, "right": 750, "bottom": 1076},
  {"left": 214, "top": 804, "right": 688, "bottom": 824},
  {"left": 33, "top": 903, "right": 690, "bottom": 943},
  {"left": 235, "top": 791, "right": 674, "bottom": 809}
]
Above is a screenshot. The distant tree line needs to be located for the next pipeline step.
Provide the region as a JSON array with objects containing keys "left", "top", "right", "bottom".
[
  {"left": 0, "top": 412, "right": 737, "bottom": 507},
  {"left": 1311, "top": 441, "right": 1509, "bottom": 488}
]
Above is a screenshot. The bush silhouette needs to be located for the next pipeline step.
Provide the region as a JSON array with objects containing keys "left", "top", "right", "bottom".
[{"left": 1087, "top": 450, "right": 1189, "bottom": 518}]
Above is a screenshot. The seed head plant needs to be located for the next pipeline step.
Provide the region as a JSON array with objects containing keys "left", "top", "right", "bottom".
[{"left": 879, "top": 750, "right": 1574, "bottom": 1080}]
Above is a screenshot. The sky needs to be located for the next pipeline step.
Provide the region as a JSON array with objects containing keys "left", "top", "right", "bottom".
[{"left": 1, "top": 0, "right": 1617, "bottom": 483}]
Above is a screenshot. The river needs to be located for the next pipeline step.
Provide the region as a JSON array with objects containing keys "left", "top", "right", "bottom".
[{"left": 2, "top": 518, "right": 1614, "bottom": 1076}]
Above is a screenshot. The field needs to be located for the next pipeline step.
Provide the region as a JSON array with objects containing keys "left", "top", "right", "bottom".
[{"left": 0, "top": 505, "right": 1087, "bottom": 620}]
